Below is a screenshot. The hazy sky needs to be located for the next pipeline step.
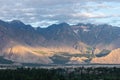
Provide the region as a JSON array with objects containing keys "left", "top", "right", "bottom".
[{"left": 0, "top": 0, "right": 120, "bottom": 27}]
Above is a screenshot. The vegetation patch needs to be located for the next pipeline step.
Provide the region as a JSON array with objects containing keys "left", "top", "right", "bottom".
[
  {"left": 34, "top": 51, "right": 47, "bottom": 54},
  {"left": 96, "top": 49, "right": 111, "bottom": 57},
  {"left": 0, "top": 56, "right": 13, "bottom": 64}
]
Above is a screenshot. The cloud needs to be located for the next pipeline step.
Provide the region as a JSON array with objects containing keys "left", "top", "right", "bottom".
[
  {"left": 71, "top": 12, "right": 107, "bottom": 18},
  {"left": 0, "top": 0, "right": 120, "bottom": 27}
]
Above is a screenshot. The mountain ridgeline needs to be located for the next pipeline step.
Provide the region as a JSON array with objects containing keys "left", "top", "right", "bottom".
[{"left": 0, "top": 20, "right": 120, "bottom": 64}]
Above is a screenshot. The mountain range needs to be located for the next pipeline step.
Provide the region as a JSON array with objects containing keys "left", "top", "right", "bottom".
[{"left": 0, "top": 20, "right": 120, "bottom": 65}]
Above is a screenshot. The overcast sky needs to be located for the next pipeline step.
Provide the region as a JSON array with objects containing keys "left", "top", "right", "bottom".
[{"left": 0, "top": 0, "right": 120, "bottom": 27}]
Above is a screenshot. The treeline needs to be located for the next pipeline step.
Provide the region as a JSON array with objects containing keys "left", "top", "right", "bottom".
[{"left": 0, "top": 67, "right": 120, "bottom": 80}]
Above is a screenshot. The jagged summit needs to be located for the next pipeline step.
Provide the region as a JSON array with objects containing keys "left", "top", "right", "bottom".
[
  {"left": 10, "top": 20, "right": 24, "bottom": 24},
  {"left": 47, "top": 22, "right": 70, "bottom": 28}
]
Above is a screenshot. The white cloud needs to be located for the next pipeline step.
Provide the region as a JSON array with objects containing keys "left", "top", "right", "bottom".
[{"left": 72, "top": 12, "right": 107, "bottom": 18}]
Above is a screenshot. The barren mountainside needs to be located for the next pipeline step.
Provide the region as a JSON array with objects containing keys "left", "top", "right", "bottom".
[{"left": 0, "top": 20, "right": 120, "bottom": 64}]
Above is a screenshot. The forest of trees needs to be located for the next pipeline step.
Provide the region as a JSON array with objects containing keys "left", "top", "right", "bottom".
[{"left": 0, "top": 67, "right": 120, "bottom": 80}]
